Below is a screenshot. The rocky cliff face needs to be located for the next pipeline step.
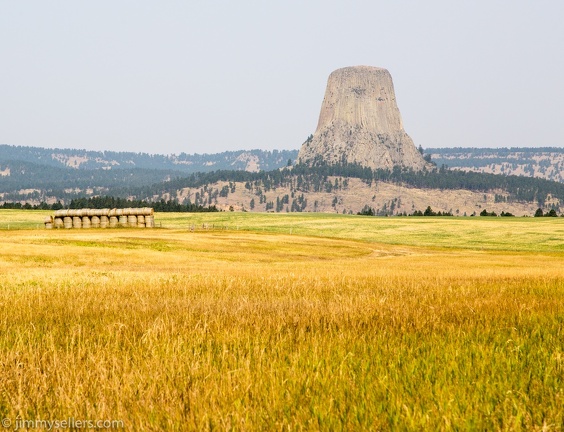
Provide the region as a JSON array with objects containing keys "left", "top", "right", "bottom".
[{"left": 298, "top": 66, "right": 428, "bottom": 171}]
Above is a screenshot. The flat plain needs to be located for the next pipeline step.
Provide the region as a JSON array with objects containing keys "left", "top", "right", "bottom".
[{"left": 0, "top": 210, "right": 563, "bottom": 430}]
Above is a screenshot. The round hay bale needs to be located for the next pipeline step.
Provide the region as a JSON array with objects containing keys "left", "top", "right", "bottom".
[
  {"left": 100, "top": 215, "right": 109, "bottom": 228},
  {"left": 54, "top": 217, "right": 64, "bottom": 229},
  {"left": 128, "top": 215, "right": 137, "bottom": 227},
  {"left": 137, "top": 215, "right": 145, "bottom": 224},
  {"left": 116, "top": 209, "right": 124, "bottom": 216},
  {"left": 108, "top": 208, "right": 117, "bottom": 217},
  {"left": 63, "top": 216, "right": 73, "bottom": 229},
  {"left": 87, "top": 209, "right": 96, "bottom": 217},
  {"left": 118, "top": 215, "right": 128, "bottom": 227},
  {"left": 145, "top": 215, "right": 155, "bottom": 228},
  {"left": 82, "top": 216, "right": 91, "bottom": 228},
  {"left": 91, "top": 215, "right": 101, "bottom": 228},
  {"left": 109, "top": 216, "right": 118, "bottom": 228},
  {"left": 101, "top": 208, "right": 110, "bottom": 216},
  {"left": 123, "top": 208, "right": 131, "bottom": 216},
  {"left": 72, "top": 216, "right": 82, "bottom": 229},
  {"left": 44, "top": 216, "right": 53, "bottom": 229},
  {"left": 54, "top": 209, "right": 67, "bottom": 217}
]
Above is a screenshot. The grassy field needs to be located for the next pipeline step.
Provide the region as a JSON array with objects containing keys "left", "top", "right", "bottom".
[{"left": 0, "top": 210, "right": 563, "bottom": 430}]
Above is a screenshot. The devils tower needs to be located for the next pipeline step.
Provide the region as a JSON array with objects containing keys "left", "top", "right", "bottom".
[{"left": 298, "top": 66, "right": 428, "bottom": 171}]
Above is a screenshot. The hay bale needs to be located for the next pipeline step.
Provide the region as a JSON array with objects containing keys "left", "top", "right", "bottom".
[
  {"left": 91, "top": 215, "right": 101, "bottom": 228},
  {"left": 100, "top": 215, "right": 109, "bottom": 228},
  {"left": 54, "top": 217, "right": 64, "bottom": 229},
  {"left": 72, "top": 216, "right": 82, "bottom": 229},
  {"left": 44, "top": 216, "right": 53, "bottom": 229},
  {"left": 82, "top": 216, "right": 91, "bottom": 228},
  {"left": 145, "top": 215, "right": 155, "bottom": 228},
  {"left": 116, "top": 209, "right": 124, "bottom": 217},
  {"left": 108, "top": 209, "right": 117, "bottom": 217},
  {"left": 118, "top": 215, "right": 128, "bottom": 227},
  {"left": 63, "top": 216, "right": 73, "bottom": 229},
  {"left": 128, "top": 215, "right": 137, "bottom": 227},
  {"left": 109, "top": 216, "right": 118, "bottom": 228}
]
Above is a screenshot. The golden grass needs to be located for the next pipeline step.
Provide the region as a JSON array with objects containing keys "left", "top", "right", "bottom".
[{"left": 0, "top": 210, "right": 563, "bottom": 430}]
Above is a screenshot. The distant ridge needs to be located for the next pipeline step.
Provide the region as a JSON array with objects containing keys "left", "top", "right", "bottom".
[
  {"left": 428, "top": 147, "right": 564, "bottom": 183},
  {"left": 0, "top": 144, "right": 296, "bottom": 173}
]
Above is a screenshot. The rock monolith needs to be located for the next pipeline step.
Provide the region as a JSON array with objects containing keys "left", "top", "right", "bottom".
[{"left": 298, "top": 66, "right": 428, "bottom": 171}]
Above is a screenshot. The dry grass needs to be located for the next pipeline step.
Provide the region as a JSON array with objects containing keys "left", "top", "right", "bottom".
[{"left": 0, "top": 211, "right": 563, "bottom": 430}]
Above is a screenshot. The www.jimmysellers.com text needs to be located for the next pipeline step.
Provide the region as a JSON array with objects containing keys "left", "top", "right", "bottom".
[{"left": 1, "top": 417, "right": 124, "bottom": 431}]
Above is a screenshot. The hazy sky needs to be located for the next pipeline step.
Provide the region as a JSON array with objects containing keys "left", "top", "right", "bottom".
[{"left": 1, "top": 1, "right": 563, "bottom": 154}]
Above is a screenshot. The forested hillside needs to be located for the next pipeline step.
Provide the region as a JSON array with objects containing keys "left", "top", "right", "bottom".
[
  {"left": 135, "top": 163, "right": 564, "bottom": 208},
  {"left": 0, "top": 145, "right": 296, "bottom": 172},
  {"left": 0, "top": 159, "right": 178, "bottom": 203},
  {"left": 0, "top": 144, "right": 297, "bottom": 202},
  {"left": 2, "top": 144, "right": 564, "bottom": 215}
]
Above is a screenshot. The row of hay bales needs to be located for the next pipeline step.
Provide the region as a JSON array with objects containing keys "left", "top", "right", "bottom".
[{"left": 44, "top": 208, "right": 155, "bottom": 229}]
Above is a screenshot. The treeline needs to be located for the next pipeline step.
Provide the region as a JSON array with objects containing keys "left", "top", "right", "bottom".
[
  {"left": 0, "top": 202, "right": 63, "bottom": 210},
  {"left": 358, "top": 205, "right": 454, "bottom": 217},
  {"left": 428, "top": 147, "right": 564, "bottom": 157},
  {"left": 0, "top": 197, "right": 219, "bottom": 213},
  {"left": 68, "top": 197, "right": 219, "bottom": 212},
  {"left": 358, "top": 205, "right": 562, "bottom": 217}
]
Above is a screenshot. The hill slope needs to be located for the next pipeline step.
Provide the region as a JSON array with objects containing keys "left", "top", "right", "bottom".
[{"left": 130, "top": 164, "right": 564, "bottom": 217}]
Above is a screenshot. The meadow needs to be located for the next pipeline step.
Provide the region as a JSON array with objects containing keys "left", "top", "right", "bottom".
[{"left": 0, "top": 210, "right": 563, "bottom": 430}]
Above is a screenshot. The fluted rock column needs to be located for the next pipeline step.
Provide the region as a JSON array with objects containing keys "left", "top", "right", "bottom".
[{"left": 298, "top": 66, "right": 428, "bottom": 171}]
